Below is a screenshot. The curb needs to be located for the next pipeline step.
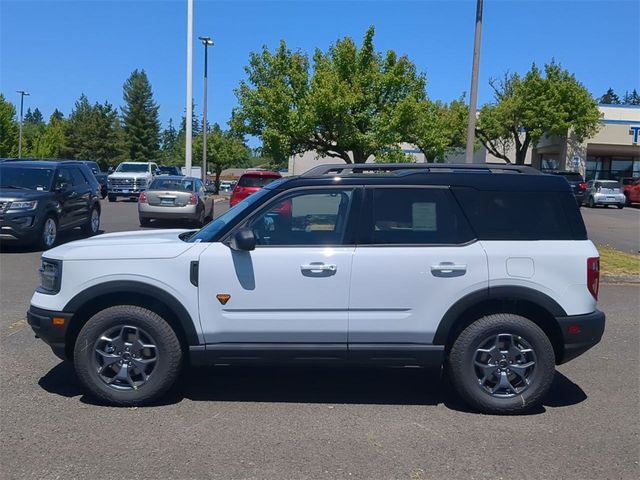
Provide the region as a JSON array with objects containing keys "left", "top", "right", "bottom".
[{"left": 601, "top": 275, "right": 640, "bottom": 285}]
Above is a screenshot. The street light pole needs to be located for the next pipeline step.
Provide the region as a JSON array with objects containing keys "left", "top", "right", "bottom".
[
  {"left": 199, "top": 36, "right": 214, "bottom": 184},
  {"left": 465, "top": 0, "right": 484, "bottom": 164},
  {"left": 16, "top": 90, "right": 30, "bottom": 159},
  {"left": 185, "top": 0, "right": 194, "bottom": 176}
]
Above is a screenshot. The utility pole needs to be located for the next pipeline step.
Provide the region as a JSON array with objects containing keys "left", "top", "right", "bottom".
[
  {"left": 199, "top": 36, "right": 214, "bottom": 184},
  {"left": 16, "top": 90, "right": 30, "bottom": 159},
  {"left": 465, "top": 0, "right": 484, "bottom": 164},
  {"left": 185, "top": 0, "right": 193, "bottom": 176}
]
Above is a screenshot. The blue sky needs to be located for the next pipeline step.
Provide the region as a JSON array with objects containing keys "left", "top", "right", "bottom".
[{"left": 2, "top": 0, "right": 639, "bottom": 139}]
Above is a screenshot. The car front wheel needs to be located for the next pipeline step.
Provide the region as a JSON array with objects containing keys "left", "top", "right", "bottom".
[
  {"left": 74, "top": 306, "right": 183, "bottom": 406},
  {"left": 38, "top": 215, "right": 58, "bottom": 250},
  {"left": 588, "top": 197, "right": 596, "bottom": 208},
  {"left": 447, "top": 313, "right": 555, "bottom": 414}
]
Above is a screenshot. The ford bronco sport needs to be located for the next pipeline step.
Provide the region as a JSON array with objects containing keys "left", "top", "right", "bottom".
[{"left": 27, "top": 163, "right": 605, "bottom": 414}]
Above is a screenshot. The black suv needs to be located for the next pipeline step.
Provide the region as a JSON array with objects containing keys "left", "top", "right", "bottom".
[
  {"left": 545, "top": 171, "right": 587, "bottom": 205},
  {"left": 79, "top": 160, "right": 109, "bottom": 198},
  {"left": 0, "top": 160, "right": 102, "bottom": 249}
]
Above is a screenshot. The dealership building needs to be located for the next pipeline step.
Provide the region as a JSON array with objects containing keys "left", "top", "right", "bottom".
[{"left": 288, "top": 105, "right": 640, "bottom": 180}]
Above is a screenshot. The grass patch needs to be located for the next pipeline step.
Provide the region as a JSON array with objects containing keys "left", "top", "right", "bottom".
[{"left": 597, "top": 244, "right": 640, "bottom": 277}]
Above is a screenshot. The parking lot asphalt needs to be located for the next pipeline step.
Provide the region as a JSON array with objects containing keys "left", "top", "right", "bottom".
[
  {"left": 1, "top": 197, "right": 639, "bottom": 479},
  {"left": 580, "top": 205, "right": 640, "bottom": 254}
]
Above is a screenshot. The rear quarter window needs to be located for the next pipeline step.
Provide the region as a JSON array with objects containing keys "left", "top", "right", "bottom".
[{"left": 453, "top": 188, "right": 587, "bottom": 240}]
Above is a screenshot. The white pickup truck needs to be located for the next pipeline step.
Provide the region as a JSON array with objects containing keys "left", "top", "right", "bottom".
[{"left": 107, "top": 162, "right": 158, "bottom": 202}]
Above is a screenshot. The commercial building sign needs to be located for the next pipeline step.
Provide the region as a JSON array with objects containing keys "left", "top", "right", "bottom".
[{"left": 630, "top": 125, "right": 640, "bottom": 145}]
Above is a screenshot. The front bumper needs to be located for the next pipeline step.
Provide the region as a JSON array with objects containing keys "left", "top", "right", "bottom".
[
  {"left": 27, "top": 305, "right": 73, "bottom": 360},
  {"left": 0, "top": 210, "right": 44, "bottom": 242},
  {"left": 556, "top": 309, "right": 605, "bottom": 364}
]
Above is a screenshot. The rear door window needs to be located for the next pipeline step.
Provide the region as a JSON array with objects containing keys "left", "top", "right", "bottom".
[
  {"left": 364, "top": 187, "right": 475, "bottom": 245},
  {"left": 69, "top": 167, "right": 88, "bottom": 186}
]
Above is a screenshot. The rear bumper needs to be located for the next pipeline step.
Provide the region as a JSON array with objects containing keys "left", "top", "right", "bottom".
[
  {"left": 139, "top": 204, "right": 200, "bottom": 220},
  {"left": 556, "top": 309, "right": 605, "bottom": 364},
  {"left": 27, "top": 305, "right": 73, "bottom": 360},
  {"left": 591, "top": 193, "right": 625, "bottom": 205}
]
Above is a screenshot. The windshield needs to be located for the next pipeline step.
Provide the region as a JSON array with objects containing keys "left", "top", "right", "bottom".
[
  {"left": 158, "top": 166, "right": 178, "bottom": 173},
  {"left": 557, "top": 173, "right": 583, "bottom": 182},
  {"left": 0, "top": 166, "right": 55, "bottom": 191},
  {"left": 116, "top": 163, "right": 149, "bottom": 173},
  {"left": 188, "top": 187, "right": 273, "bottom": 243},
  {"left": 150, "top": 178, "right": 194, "bottom": 191}
]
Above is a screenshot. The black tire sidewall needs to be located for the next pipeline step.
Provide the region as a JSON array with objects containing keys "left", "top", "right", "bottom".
[
  {"left": 39, "top": 215, "right": 58, "bottom": 250},
  {"left": 74, "top": 306, "right": 182, "bottom": 406},
  {"left": 448, "top": 314, "right": 555, "bottom": 414}
]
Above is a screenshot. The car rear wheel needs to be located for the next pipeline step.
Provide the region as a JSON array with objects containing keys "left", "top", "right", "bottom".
[
  {"left": 108, "top": 194, "right": 116, "bottom": 202},
  {"left": 81, "top": 207, "right": 100, "bottom": 236},
  {"left": 74, "top": 306, "right": 182, "bottom": 406},
  {"left": 38, "top": 215, "right": 58, "bottom": 250},
  {"left": 588, "top": 197, "right": 595, "bottom": 208},
  {"left": 447, "top": 313, "right": 555, "bottom": 415},
  {"left": 139, "top": 217, "right": 152, "bottom": 227}
]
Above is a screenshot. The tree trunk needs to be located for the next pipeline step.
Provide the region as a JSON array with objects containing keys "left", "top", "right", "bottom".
[
  {"left": 352, "top": 150, "right": 368, "bottom": 164},
  {"left": 215, "top": 166, "right": 222, "bottom": 192}
]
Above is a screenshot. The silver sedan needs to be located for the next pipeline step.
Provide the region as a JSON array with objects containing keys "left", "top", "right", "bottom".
[{"left": 138, "top": 176, "right": 215, "bottom": 227}]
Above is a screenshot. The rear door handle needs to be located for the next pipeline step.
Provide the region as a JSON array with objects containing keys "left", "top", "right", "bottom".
[
  {"left": 430, "top": 263, "right": 467, "bottom": 276},
  {"left": 300, "top": 263, "right": 337, "bottom": 273}
]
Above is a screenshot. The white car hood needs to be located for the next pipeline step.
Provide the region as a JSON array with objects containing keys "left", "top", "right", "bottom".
[{"left": 44, "top": 229, "right": 198, "bottom": 261}]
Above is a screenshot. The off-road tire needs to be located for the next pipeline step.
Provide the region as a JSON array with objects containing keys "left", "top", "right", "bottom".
[
  {"left": 74, "top": 306, "right": 182, "bottom": 406},
  {"left": 447, "top": 313, "right": 555, "bottom": 415}
]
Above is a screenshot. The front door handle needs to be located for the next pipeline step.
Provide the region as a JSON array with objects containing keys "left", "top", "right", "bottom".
[
  {"left": 431, "top": 263, "right": 467, "bottom": 277},
  {"left": 300, "top": 263, "right": 337, "bottom": 273}
]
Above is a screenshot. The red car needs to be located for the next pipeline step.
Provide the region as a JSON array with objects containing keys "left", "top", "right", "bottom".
[
  {"left": 622, "top": 177, "right": 640, "bottom": 206},
  {"left": 229, "top": 170, "right": 281, "bottom": 207}
]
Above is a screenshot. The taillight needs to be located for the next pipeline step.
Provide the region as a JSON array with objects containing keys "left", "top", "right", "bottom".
[
  {"left": 578, "top": 182, "right": 587, "bottom": 191},
  {"left": 189, "top": 193, "right": 198, "bottom": 205},
  {"left": 139, "top": 191, "right": 146, "bottom": 203},
  {"left": 587, "top": 257, "right": 600, "bottom": 300}
]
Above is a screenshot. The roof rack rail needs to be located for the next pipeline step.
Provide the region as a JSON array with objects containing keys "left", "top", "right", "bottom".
[{"left": 301, "top": 163, "right": 541, "bottom": 177}]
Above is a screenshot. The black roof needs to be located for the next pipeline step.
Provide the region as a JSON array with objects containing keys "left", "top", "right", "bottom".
[
  {"left": 272, "top": 163, "right": 572, "bottom": 192},
  {"left": 0, "top": 160, "right": 84, "bottom": 168}
]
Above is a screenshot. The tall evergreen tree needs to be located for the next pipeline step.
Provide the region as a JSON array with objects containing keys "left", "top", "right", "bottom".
[
  {"left": 599, "top": 87, "right": 621, "bottom": 104},
  {"left": 121, "top": 69, "right": 161, "bottom": 161},
  {"left": 622, "top": 89, "right": 640, "bottom": 105},
  {"left": 50, "top": 109, "right": 64, "bottom": 122},
  {"left": 0, "top": 94, "right": 19, "bottom": 157},
  {"left": 161, "top": 118, "right": 178, "bottom": 152},
  {"left": 31, "top": 113, "right": 66, "bottom": 158}
]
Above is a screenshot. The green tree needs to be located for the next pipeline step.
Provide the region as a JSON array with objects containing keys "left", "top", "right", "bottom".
[
  {"left": 0, "top": 94, "right": 19, "bottom": 157},
  {"left": 599, "top": 88, "right": 621, "bottom": 104},
  {"left": 121, "top": 69, "right": 161, "bottom": 161},
  {"left": 24, "top": 107, "right": 44, "bottom": 126},
  {"left": 31, "top": 112, "right": 66, "bottom": 158},
  {"left": 233, "top": 27, "right": 428, "bottom": 164},
  {"left": 476, "top": 61, "right": 602, "bottom": 164},
  {"left": 64, "top": 94, "right": 122, "bottom": 166},
  {"left": 622, "top": 89, "right": 640, "bottom": 105},
  {"left": 193, "top": 124, "right": 251, "bottom": 188}
]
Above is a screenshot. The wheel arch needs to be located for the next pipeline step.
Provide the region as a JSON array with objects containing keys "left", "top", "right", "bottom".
[
  {"left": 63, "top": 281, "right": 200, "bottom": 360},
  {"left": 434, "top": 286, "right": 566, "bottom": 363}
]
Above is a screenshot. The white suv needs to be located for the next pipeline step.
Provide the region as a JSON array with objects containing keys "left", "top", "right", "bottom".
[
  {"left": 27, "top": 163, "right": 605, "bottom": 414},
  {"left": 107, "top": 161, "right": 158, "bottom": 202}
]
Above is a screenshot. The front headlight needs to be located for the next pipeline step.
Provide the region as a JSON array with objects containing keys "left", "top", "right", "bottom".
[
  {"left": 8, "top": 200, "right": 38, "bottom": 211},
  {"left": 38, "top": 258, "right": 62, "bottom": 294}
]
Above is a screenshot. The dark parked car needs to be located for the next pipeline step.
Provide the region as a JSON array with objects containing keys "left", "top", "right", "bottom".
[
  {"left": 0, "top": 160, "right": 101, "bottom": 249},
  {"left": 157, "top": 166, "right": 183, "bottom": 176},
  {"left": 546, "top": 171, "right": 587, "bottom": 205},
  {"left": 79, "top": 160, "right": 108, "bottom": 198}
]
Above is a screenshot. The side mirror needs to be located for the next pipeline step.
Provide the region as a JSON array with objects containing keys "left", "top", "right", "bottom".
[
  {"left": 155, "top": 169, "right": 161, "bottom": 175},
  {"left": 230, "top": 228, "right": 256, "bottom": 251}
]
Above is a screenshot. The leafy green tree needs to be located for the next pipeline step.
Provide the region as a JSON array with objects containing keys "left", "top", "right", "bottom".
[
  {"left": 121, "top": 69, "right": 161, "bottom": 161},
  {"left": 0, "top": 94, "right": 19, "bottom": 157},
  {"left": 50, "top": 109, "right": 64, "bottom": 122},
  {"left": 622, "top": 89, "right": 640, "bottom": 105},
  {"left": 31, "top": 113, "right": 66, "bottom": 158},
  {"left": 599, "top": 88, "right": 621, "bottom": 104},
  {"left": 476, "top": 61, "right": 602, "bottom": 164},
  {"left": 233, "top": 27, "right": 428, "bottom": 164},
  {"left": 193, "top": 124, "right": 251, "bottom": 188}
]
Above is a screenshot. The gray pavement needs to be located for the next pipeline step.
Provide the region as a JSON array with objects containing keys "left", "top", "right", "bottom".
[
  {"left": 581, "top": 205, "right": 640, "bottom": 254},
  {"left": 1, "top": 197, "right": 639, "bottom": 479}
]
